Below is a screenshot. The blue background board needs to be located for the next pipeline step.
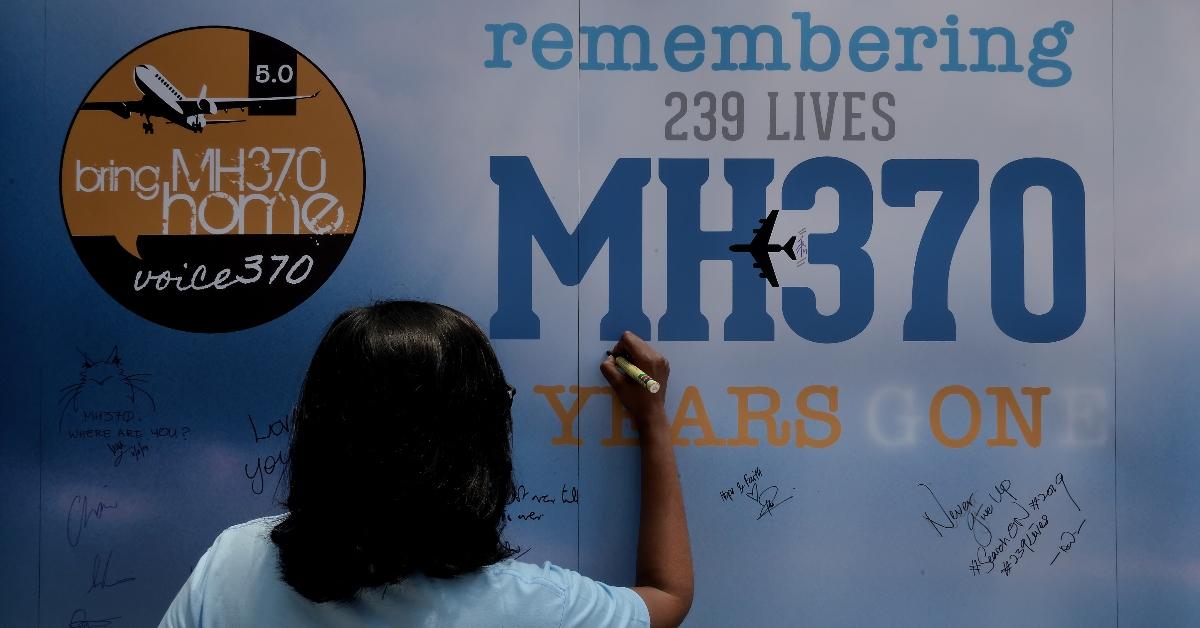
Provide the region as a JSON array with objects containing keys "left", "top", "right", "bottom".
[
  {"left": 0, "top": 1, "right": 1197, "bottom": 627},
  {"left": 572, "top": 2, "right": 1116, "bottom": 627},
  {"left": 1113, "top": 1, "right": 1200, "bottom": 624}
]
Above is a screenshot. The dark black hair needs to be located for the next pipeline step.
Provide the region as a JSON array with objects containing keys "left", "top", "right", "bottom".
[{"left": 270, "top": 300, "right": 517, "bottom": 603}]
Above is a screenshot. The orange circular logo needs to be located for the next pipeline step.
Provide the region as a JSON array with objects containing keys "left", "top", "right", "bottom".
[{"left": 61, "top": 27, "right": 364, "bottom": 332}]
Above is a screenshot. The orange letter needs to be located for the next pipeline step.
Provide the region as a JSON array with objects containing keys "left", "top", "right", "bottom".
[
  {"left": 985, "top": 386, "right": 1050, "bottom": 447},
  {"left": 929, "top": 385, "right": 981, "bottom": 448},
  {"left": 796, "top": 385, "right": 841, "bottom": 448},
  {"left": 727, "top": 386, "right": 790, "bottom": 447},
  {"left": 533, "top": 384, "right": 602, "bottom": 446},
  {"left": 670, "top": 386, "right": 726, "bottom": 446},
  {"left": 599, "top": 388, "right": 640, "bottom": 446}
]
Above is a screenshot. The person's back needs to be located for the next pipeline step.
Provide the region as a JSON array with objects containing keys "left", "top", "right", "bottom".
[
  {"left": 159, "top": 301, "right": 691, "bottom": 627},
  {"left": 160, "top": 516, "right": 648, "bottom": 627}
]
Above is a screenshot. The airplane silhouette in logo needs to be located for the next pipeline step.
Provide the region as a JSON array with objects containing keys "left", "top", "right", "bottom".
[
  {"left": 729, "top": 209, "right": 797, "bottom": 287},
  {"left": 80, "top": 64, "right": 318, "bottom": 134}
]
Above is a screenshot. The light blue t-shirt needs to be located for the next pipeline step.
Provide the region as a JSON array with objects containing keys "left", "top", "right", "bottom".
[{"left": 159, "top": 515, "right": 649, "bottom": 628}]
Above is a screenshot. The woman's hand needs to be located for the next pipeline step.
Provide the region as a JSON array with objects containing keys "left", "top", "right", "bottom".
[{"left": 600, "top": 331, "right": 670, "bottom": 425}]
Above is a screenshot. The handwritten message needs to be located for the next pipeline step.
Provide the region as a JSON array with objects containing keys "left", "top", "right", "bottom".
[
  {"left": 57, "top": 346, "right": 195, "bottom": 471},
  {"left": 919, "top": 473, "right": 1085, "bottom": 576},
  {"left": 719, "top": 466, "right": 795, "bottom": 520},
  {"left": 244, "top": 414, "right": 292, "bottom": 496},
  {"left": 507, "top": 482, "right": 580, "bottom": 522},
  {"left": 503, "top": 482, "right": 581, "bottom": 560}
]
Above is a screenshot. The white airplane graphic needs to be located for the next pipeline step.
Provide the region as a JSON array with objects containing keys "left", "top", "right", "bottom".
[{"left": 81, "top": 64, "right": 318, "bottom": 134}]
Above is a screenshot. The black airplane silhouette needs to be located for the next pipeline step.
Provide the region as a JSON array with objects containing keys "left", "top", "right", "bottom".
[
  {"left": 80, "top": 64, "right": 318, "bottom": 134},
  {"left": 729, "top": 210, "right": 797, "bottom": 287}
]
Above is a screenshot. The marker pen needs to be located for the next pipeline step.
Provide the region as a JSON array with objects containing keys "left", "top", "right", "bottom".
[{"left": 606, "top": 351, "right": 661, "bottom": 394}]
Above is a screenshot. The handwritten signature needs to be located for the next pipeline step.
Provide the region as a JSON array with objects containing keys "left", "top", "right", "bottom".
[
  {"left": 69, "top": 608, "right": 120, "bottom": 628},
  {"left": 89, "top": 548, "right": 135, "bottom": 593},
  {"left": 745, "top": 482, "right": 794, "bottom": 520},
  {"left": 503, "top": 542, "right": 534, "bottom": 561},
  {"left": 105, "top": 440, "right": 149, "bottom": 467},
  {"left": 792, "top": 229, "right": 808, "bottom": 266},
  {"left": 67, "top": 495, "right": 118, "bottom": 548},
  {"left": 1050, "top": 519, "right": 1086, "bottom": 566}
]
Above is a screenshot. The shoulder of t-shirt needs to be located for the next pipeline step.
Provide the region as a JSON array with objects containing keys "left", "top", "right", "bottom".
[
  {"left": 489, "top": 560, "right": 650, "bottom": 627},
  {"left": 485, "top": 559, "right": 572, "bottom": 597},
  {"left": 224, "top": 514, "right": 285, "bottom": 533},
  {"left": 212, "top": 514, "right": 286, "bottom": 550}
]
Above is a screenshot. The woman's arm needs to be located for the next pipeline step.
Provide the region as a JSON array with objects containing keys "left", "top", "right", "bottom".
[{"left": 601, "top": 332, "right": 693, "bottom": 628}]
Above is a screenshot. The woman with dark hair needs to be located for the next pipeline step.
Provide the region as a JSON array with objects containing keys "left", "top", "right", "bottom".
[{"left": 160, "top": 300, "right": 692, "bottom": 627}]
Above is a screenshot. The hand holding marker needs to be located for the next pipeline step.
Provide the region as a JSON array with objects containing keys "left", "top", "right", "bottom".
[
  {"left": 598, "top": 333, "right": 691, "bottom": 628},
  {"left": 606, "top": 350, "right": 661, "bottom": 394},
  {"left": 600, "top": 331, "right": 670, "bottom": 423}
]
